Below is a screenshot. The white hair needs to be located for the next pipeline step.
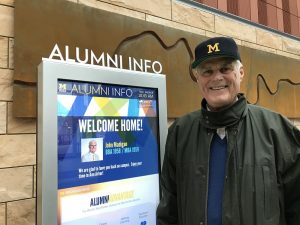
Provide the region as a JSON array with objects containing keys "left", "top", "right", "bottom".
[
  {"left": 193, "top": 58, "right": 243, "bottom": 79},
  {"left": 233, "top": 59, "right": 243, "bottom": 71}
]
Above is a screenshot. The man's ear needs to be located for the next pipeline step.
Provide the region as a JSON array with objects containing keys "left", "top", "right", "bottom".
[{"left": 239, "top": 66, "right": 244, "bottom": 82}]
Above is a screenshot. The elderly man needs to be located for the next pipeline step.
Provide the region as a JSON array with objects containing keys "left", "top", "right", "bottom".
[
  {"left": 156, "top": 37, "right": 300, "bottom": 225},
  {"left": 81, "top": 140, "right": 100, "bottom": 162}
]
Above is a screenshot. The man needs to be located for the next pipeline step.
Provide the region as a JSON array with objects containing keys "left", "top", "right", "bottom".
[
  {"left": 156, "top": 37, "right": 300, "bottom": 225},
  {"left": 81, "top": 140, "right": 100, "bottom": 162}
]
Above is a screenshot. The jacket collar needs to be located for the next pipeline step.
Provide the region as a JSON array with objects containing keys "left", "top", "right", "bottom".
[{"left": 200, "top": 94, "right": 247, "bottom": 129}]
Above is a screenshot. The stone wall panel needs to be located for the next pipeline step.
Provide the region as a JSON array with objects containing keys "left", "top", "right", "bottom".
[
  {"left": 0, "top": 37, "right": 8, "bottom": 68},
  {"left": 7, "top": 198, "right": 35, "bottom": 225},
  {"left": 256, "top": 29, "right": 282, "bottom": 50},
  {"left": 0, "top": 0, "right": 14, "bottom": 6},
  {"left": 0, "top": 203, "right": 5, "bottom": 225},
  {"left": 172, "top": 1, "right": 214, "bottom": 32},
  {"left": 215, "top": 16, "right": 256, "bottom": 42},
  {"left": 0, "top": 167, "right": 33, "bottom": 202},
  {"left": 8, "top": 38, "right": 13, "bottom": 69},
  {"left": 79, "top": 0, "right": 145, "bottom": 19},
  {"left": 241, "top": 40, "right": 277, "bottom": 54},
  {"left": 0, "top": 102, "right": 7, "bottom": 134},
  {"left": 282, "top": 37, "right": 300, "bottom": 55},
  {"left": 100, "top": 0, "right": 171, "bottom": 19},
  {"left": 0, "top": 68, "right": 13, "bottom": 101},
  {"left": 0, "top": 5, "right": 14, "bottom": 37},
  {"left": 0, "top": 134, "right": 36, "bottom": 168}
]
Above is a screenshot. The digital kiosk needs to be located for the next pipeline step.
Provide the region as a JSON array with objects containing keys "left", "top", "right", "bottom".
[{"left": 37, "top": 59, "right": 167, "bottom": 225}]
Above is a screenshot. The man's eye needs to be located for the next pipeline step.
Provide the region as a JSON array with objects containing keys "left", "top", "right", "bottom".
[
  {"left": 202, "top": 69, "right": 213, "bottom": 76},
  {"left": 219, "top": 66, "right": 232, "bottom": 74}
]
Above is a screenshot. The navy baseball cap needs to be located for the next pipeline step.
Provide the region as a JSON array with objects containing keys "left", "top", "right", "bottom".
[{"left": 192, "top": 37, "right": 241, "bottom": 69}]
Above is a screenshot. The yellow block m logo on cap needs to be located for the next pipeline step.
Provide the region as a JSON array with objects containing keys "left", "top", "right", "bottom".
[{"left": 207, "top": 43, "right": 220, "bottom": 53}]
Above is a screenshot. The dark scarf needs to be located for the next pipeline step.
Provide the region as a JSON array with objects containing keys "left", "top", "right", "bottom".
[{"left": 200, "top": 94, "right": 248, "bottom": 129}]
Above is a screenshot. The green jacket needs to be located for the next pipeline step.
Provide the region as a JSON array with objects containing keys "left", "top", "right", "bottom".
[{"left": 157, "top": 95, "right": 300, "bottom": 225}]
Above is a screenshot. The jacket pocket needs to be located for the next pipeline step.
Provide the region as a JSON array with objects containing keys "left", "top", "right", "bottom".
[{"left": 179, "top": 163, "right": 206, "bottom": 225}]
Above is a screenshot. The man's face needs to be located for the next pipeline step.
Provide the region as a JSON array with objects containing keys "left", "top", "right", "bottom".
[
  {"left": 194, "top": 57, "right": 244, "bottom": 111},
  {"left": 89, "top": 141, "right": 97, "bottom": 153}
]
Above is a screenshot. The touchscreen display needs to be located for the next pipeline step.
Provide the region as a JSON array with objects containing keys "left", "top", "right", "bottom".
[{"left": 57, "top": 79, "right": 160, "bottom": 225}]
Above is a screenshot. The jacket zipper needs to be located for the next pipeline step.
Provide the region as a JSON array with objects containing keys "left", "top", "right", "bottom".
[
  {"left": 222, "top": 127, "right": 239, "bottom": 225},
  {"left": 205, "top": 129, "right": 214, "bottom": 225},
  {"left": 224, "top": 129, "right": 230, "bottom": 181}
]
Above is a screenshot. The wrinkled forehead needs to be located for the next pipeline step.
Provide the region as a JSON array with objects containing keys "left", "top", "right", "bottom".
[{"left": 198, "top": 57, "right": 235, "bottom": 69}]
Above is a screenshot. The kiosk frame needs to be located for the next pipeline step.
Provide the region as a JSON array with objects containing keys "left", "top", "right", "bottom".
[{"left": 37, "top": 59, "right": 167, "bottom": 225}]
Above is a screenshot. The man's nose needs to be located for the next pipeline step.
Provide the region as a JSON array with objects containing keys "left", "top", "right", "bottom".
[{"left": 212, "top": 69, "right": 225, "bottom": 79}]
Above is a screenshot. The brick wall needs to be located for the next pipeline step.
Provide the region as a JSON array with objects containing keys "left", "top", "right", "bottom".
[
  {"left": 191, "top": 0, "right": 300, "bottom": 38},
  {"left": 0, "top": 0, "right": 299, "bottom": 224}
]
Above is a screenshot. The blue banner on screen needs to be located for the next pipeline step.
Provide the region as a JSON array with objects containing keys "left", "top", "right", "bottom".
[{"left": 57, "top": 80, "right": 160, "bottom": 225}]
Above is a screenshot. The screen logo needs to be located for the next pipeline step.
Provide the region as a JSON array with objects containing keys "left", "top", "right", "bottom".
[{"left": 58, "top": 83, "right": 67, "bottom": 93}]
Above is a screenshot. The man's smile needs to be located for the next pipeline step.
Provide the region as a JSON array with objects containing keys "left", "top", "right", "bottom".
[{"left": 209, "top": 85, "right": 228, "bottom": 90}]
